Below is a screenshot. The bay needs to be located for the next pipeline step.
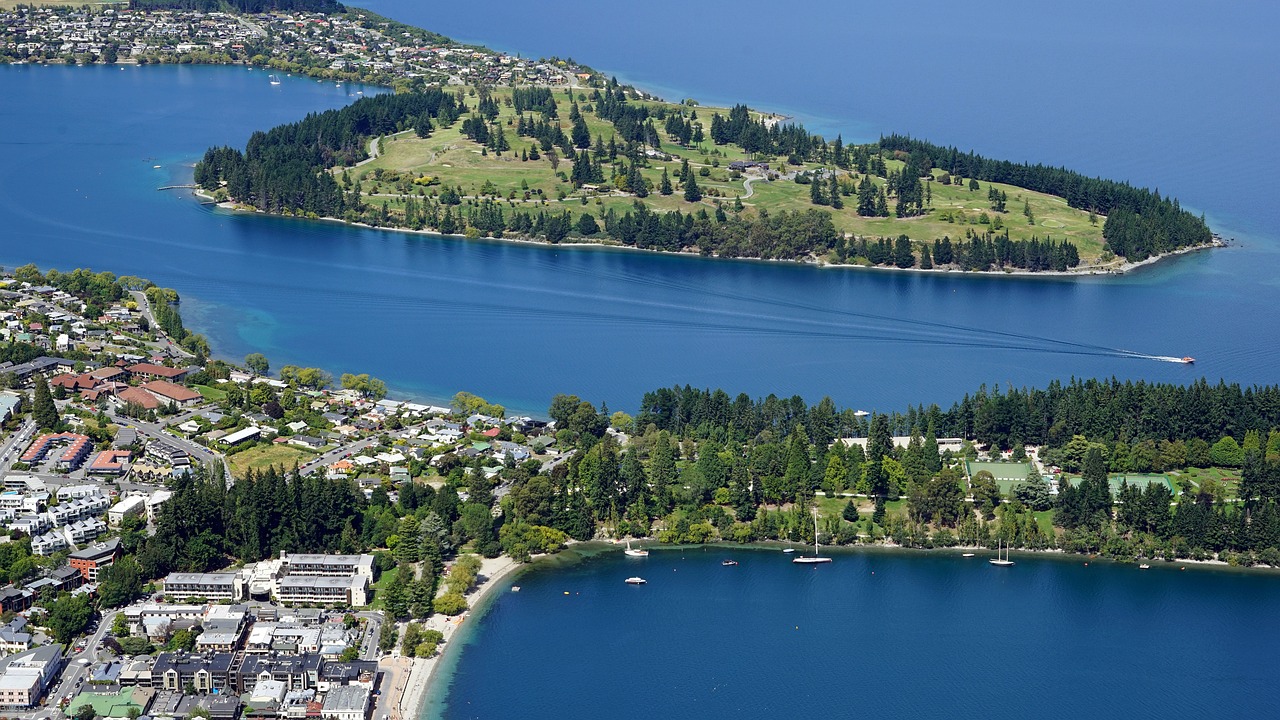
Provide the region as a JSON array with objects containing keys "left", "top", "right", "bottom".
[{"left": 428, "top": 548, "right": 1280, "bottom": 720}]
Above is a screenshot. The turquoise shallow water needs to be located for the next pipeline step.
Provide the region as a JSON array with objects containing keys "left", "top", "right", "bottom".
[{"left": 426, "top": 548, "right": 1280, "bottom": 720}]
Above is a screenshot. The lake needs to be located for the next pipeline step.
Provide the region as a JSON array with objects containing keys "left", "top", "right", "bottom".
[
  {"left": 426, "top": 547, "right": 1280, "bottom": 720},
  {"left": 2, "top": 2, "right": 1278, "bottom": 421},
  {"left": 5, "top": 3, "right": 1279, "bottom": 718}
]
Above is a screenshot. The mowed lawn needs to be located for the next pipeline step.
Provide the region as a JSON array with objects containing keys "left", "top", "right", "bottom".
[{"left": 227, "top": 443, "right": 316, "bottom": 478}]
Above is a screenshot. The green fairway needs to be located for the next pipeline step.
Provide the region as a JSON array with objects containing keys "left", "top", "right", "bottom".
[{"left": 344, "top": 86, "right": 1106, "bottom": 262}]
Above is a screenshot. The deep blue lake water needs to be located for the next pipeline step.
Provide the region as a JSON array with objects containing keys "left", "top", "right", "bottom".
[
  {"left": 2, "top": 53, "right": 1277, "bottom": 416},
  {"left": 427, "top": 548, "right": 1280, "bottom": 720}
]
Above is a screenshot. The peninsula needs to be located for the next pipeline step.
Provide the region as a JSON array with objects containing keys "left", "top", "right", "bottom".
[{"left": 0, "top": 3, "right": 1215, "bottom": 273}]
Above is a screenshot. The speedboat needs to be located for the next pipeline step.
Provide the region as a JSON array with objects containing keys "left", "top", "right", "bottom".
[
  {"left": 625, "top": 577, "right": 647, "bottom": 585},
  {"left": 1181, "top": 357, "right": 1195, "bottom": 364},
  {"left": 721, "top": 560, "right": 739, "bottom": 566}
]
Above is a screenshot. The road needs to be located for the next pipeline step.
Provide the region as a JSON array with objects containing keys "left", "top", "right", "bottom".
[
  {"left": 128, "top": 290, "right": 194, "bottom": 361},
  {"left": 375, "top": 656, "right": 412, "bottom": 720},
  {"left": 356, "top": 611, "right": 384, "bottom": 661},
  {"left": 1, "top": 417, "right": 36, "bottom": 468},
  {"left": 296, "top": 422, "right": 425, "bottom": 477},
  {"left": 22, "top": 609, "right": 119, "bottom": 720}
]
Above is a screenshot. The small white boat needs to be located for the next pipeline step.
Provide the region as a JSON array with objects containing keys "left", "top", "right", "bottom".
[
  {"left": 792, "top": 509, "right": 832, "bottom": 564},
  {"left": 962, "top": 552, "right": 975, "bottom": 558},
  {"left": 152, "top": 165, "right": 161, "bottom": 169},
  {"left": 624, "top": 540, "right": 649, "bottom": 558},
  {"left": 511, "top": 586, "right": 521, "bottom": 592},
  {"left": 990, "top": 540, "right": 1015, "bottom": 567},
  {"left": 625, "top": 577, "right": 646, "bottom": 585},
  {"left": 269, "top": 74, "right": 281, "bottom": 85},
  {"left": 721, "top": 560, "right": 738, "bottom": 566},
  {"left": 1139, "top": 564, "right": 1151, "bottom": 570},
  {"left": 782, "top": 547, "right": 796, "bottom": 554}
]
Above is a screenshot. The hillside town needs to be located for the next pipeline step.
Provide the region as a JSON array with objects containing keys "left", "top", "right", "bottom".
[
  {"left": 0, "top": 5, "right": 591, "bottom": 89},
  {"left": 0, "top": 268, "right": 572, "bottom": 720}
]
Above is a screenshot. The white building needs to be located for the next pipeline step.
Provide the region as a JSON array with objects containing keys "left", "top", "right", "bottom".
[{"left": 108, "top": 496, "right": 147, "bottom": 525}]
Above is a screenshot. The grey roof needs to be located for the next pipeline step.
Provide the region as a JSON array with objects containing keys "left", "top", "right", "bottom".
[
  {"left": 68, "top": 537, "right": 120, "bottom": 561},
  {"left": 321, "top": 684, "right": 369, "bottom": 713}
]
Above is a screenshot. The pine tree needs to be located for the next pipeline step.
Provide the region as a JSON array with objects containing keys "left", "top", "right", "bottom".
[
  {"left": 659, "top": 168, "right": 673, "bottom": 196},
  {"left": 809, "top": 174, "right": 826, "bottom": 206},
  {"left": 683, "top": 173, "right": 701, "bottom": 202},
  {"left": 875, "top": 187, "right": 889, "bottom": 217},
  {"left": 32, "top": 375, "right": 58, "bottom": 430},
  {"left": 829, "top": 173, "right": 843, "bottom": 210}
]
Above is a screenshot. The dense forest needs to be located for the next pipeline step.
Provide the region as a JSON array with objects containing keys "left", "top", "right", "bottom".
[
  {"left": 129, "top": 0, "right": 343, "bottom": 12},
  {"left": 877, "top": 135, "right": 1214, "bottom": 260}
]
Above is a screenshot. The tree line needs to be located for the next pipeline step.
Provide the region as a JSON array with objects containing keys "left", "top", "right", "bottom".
[
  {"left": 878, "top": 134, "right": 1213, "bottom": 260},
  {"left": 194, "top": 90, "right": 462, "bottom": 217}
]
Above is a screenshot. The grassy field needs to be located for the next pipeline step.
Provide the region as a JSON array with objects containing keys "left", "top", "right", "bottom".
[
  {"left": 349, "top": 86, "right": 1105, "bottom": 260},
  {"left": 194, "top": 384, "right": 228, "bottom": 401},
  {"left": 1174, "top": 467, "right": 1241, "bottom": 500},
  {"left": 227, "top": 443, "right": 315, "bottom": 478}
]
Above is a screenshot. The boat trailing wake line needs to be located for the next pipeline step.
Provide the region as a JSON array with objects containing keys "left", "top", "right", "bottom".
[{"left": 534, "top": 263, "right": 1187, "bottom": 363}]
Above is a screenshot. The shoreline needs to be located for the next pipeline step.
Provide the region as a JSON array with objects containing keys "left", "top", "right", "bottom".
[
  {"left": 399, "top": 555, "right": 527, "bottom": 720},
  {"left": 389, "top": 536, "right": 1277, "bottom": 717},
  {"left": 199, "top": 192, "right": 1224, "bottom": 280}
]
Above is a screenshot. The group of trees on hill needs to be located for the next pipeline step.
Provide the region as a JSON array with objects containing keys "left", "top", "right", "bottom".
[
  {"left": 877, "top": 134, "right": 1213, "bottom": 260},
  {"left": 194, "top": 90, "right": 462, "bottom": 216}
]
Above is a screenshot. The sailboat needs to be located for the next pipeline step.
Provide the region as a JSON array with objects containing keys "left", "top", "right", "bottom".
[
  {"left": 624, "top": 539, "right": 649, "bottom": 558},
  {"left": 989, "top": 539, "right": 1015, "bottom": 567},
  {"left": 793, "top": 509, "right": 832, "bottom": 564}
]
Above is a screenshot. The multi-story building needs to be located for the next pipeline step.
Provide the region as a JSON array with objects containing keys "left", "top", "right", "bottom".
[
  {"left": 275, "top": 576, "right": 368, "bottom": 608},
  {"left": 278, "top": 553, "right": 375, "bottom": 583},
  {"left": 162, "top": 572, "right": 243, "bottom": 602},
  {"left": 0, "top": 645, "right": 63, "bottom": 708},
  {"left": 68, "top": 537, "right": 120, "bottom": 581}
]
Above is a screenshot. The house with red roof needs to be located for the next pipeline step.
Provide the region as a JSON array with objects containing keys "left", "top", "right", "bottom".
[
  {"left": 141, "top": 380, "right": 202, "bottom": 407},
  {"left": 125, "top": 363, "right": 189, "bottom": 382},
  {"left": 117, "top": 386, "right": 161, "bottom": 410}
]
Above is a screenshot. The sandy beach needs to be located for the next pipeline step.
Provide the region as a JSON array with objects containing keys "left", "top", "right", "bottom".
[{"left": 395, "top": 555, "right": 526, "bottom": 720}]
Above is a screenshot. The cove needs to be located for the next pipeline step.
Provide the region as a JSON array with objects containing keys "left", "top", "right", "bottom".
[{"left": 426, "top": 547, "right": 1280, "bottom": 720}]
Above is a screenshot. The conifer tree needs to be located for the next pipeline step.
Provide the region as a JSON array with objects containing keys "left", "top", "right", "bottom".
[
  {"left": 659, "top": 167, "right": 673, "bottom": 196},
  {"left": 683, "top": 173, "right": 701, "bottom": 202},
  {"left": 32, "top": 375, "right": 58, "bottom": 430}
]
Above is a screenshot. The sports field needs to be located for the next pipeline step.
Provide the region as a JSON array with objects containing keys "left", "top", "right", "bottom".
[
  {"left": 1107, "top": 473, "right": 1173, "bottom": 494},
  {"left": 965, "top": 460, "right": 1034, "bottom": 493}
]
